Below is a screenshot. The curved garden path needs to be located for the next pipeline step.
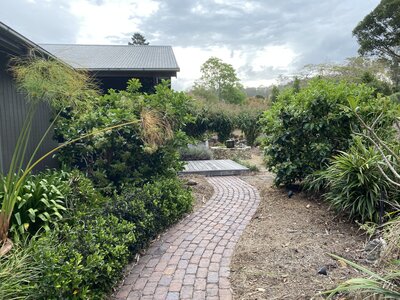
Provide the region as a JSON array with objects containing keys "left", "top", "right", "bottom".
[{"left": 115, "top": 176, "right": 260, "bottom": 300}]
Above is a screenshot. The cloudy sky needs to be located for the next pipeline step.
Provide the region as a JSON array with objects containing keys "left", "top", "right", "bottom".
[{"left": 0, "top": 0, "right": 379, "bottom": 90}]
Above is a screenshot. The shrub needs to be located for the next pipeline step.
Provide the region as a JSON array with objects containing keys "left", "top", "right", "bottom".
[
  {"left": 28, "top": 175, "right": 192, "bottom": 299},
  {"left": 307, "top": 138, "right": 395, "bottom": 222},
  {"left": 236, "top": 111, "right": 263, "bottom": 146},
  {"left": 260, "top": 78, "right": 397, "bottom": 186},
  {"left": 179, "top": 145, "right": 213, "bottom": 161},
  {"left": 207, "top": 111, "right": 234, "bottom": 142},
  {"left": 31, "top": 215, "right": 136, "bottom": 299},
  {"left": 120, "top": 177, "right": 193, "bottom": 233},
  {"left": 54, "top": 80, "right": 192, "bottom": 192}
]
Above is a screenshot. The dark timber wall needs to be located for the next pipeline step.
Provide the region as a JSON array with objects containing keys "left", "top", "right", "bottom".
[{"left": 0, "top": 52, "right": 57, "bottom": 174}]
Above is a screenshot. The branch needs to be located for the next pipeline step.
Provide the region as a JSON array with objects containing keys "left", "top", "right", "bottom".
[
  {"left": 377, "top": 163, "right": 400, "bottom": 188},
  {"left": 354, "top": 131, "right": 400, "bottom": 180}
]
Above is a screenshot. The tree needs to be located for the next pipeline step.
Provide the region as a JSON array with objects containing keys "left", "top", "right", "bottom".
[
  {"left": 353, "top": 0, "right": 400, "bottom": 88},
  {"left": 301, "top": 57, "right": 394, "bottom": 95},
  {"left": 128, "top": 32, "right": 149, "bottom": 45},
  {"left": 292, "top": 77, "right": 301, "bottom": 93},
  {"left": 195, "top": 57, "right": 245, "bottom": 104},
  {"left": 270, "top": 85, "right": 280, "bottom": 102}
]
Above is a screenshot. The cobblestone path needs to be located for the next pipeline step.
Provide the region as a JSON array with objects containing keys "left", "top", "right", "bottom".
[{"left": 115, "top": 176, "right": 260, "bottom": 300}]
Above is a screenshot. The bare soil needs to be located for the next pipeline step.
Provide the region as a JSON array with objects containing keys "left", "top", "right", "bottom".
[
  {"left": 229, "top": 150, "right": 369, "bottom": 300},
  {"left": 181, "top": 175, "right": 214, "bottom": 211}
]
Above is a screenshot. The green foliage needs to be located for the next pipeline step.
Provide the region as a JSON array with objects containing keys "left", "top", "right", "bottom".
[
  {"left": 261, "top": 78, "right": 396, "bottom": 186},
  {"left": 324, "top": 254, "right": 400, "bottom": 298},
  {"left": 22, "top": 172, "right": 192, "bottom": 299},
  {"left": 236, "top": 111, "right": 263, "bottom": 146},
  {"left": 303, "top": 57, "right": 395, "bottom": 95},
  {"left": 54, "top": 80, "right": 192, "bottom": 192},
  {"left": 233, "top": 159, "right": 260, "bottom": 172},
  {"left": 307, "top": 138, "right": 395, "bottom": 222},
  {"left": 186, "top": 96, "right": 268, "bottom": 145},
  {"left": 1, "top": 58, "right": 97, "bottom": 243},
  {"left": 270, "top": 85, "right": 280, "bottom": 102},
  {"left": 31, "top": 215, "right": 136, "bottom": 299},
  {"left": 129, "top": 177, "right": 193, "bottom": 232},
  {"left": 179, "top": 145, "right": 213, "bottom": 161},
  {"left": 353, "top": 0, "right": 400, "bottom": 87},
  {"left": 292, "top": 77, "right": 301, "bottom": 93},
  {"left": 207, "top": 111, "right": 234, "bottom": 142},
  {"left": 4, "top": 171, "right": 68, "bottom": 239},
  {"left": 128, "top": 32, "right": 149, "bottom": 45},
  {"left": 0, "top": 246, "right": 39, "bottom": 300},
  {"left": 195, "top": 57, "right": 246, "bottom": 104}
]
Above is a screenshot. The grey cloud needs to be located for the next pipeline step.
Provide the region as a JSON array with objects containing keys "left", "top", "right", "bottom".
[
  {"left": 140, "top": 0, "right": 380, "bottom": 81},
  {"left": 0, "top": 0, "right": 79, "bottom": 43}
]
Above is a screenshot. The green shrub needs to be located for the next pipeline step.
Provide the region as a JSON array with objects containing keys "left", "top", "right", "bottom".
[
  {"left": 54, "top": 80, "right": 192, "bottom": 192},
  {"left": 179, "top": 145, "right": 213, "bottom": 161},
  {"left": 28, "top": 175, "right": 192, "bottom": 299},
  {"left": 207, "top": 111, "right": 234, "bottom": 142},
  {"left": 0, "top": 246, "right": 39, "bottom": 300},
  {"left": 307, "top": 138, "right": 396, "bottom": 222},
  {"left": 236, "top": 111, "right": 262, "bottom": 147},
  {"left": 260, "top": 78, "right": 397, "bottom": 186},
  {"left": 121, "top": 177, "right": 193, "bottom": 233},
  {"left": 31, "top": 215, "right": 136, "bottom": 299}
]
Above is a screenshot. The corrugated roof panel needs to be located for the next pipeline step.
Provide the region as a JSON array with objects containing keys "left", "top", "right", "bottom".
[{"left": 39, "top": 44, "right": 180, "bottom": 71}]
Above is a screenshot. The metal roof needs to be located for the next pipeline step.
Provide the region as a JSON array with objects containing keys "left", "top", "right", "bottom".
[
  {"left": 0, "top": 22, "right": 54, "bottom": 57},
  {"left": 39, "top": 44, "right": 180, "bottom": 72}
]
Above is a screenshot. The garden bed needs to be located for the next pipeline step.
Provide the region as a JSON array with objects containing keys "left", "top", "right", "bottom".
[{"left": 229, "top": 151, "right": 370, "bottom": 299}]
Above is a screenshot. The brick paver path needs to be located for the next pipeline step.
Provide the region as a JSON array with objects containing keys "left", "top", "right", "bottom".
[{"left": 115, "top": 176, "right": 260, "bottom": 300}]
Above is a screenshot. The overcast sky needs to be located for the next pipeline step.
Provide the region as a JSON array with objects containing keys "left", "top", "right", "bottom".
[{"left": 0, "top": 0, "right": 379, "bottom": 90}]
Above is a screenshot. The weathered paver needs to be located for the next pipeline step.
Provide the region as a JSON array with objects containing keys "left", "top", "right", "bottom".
[{"left": 115, "top": 176, "right": 260, "bottom": 300}]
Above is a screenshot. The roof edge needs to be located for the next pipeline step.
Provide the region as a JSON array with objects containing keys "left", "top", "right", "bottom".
[{"left": 0, "top": 22, "right": 57, "bottom": 59}]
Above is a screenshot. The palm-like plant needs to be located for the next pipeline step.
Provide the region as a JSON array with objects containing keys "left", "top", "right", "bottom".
[
  {"left": 324, "top": 254, "right": 400, "bottom": 299},
  {"left": 0, "top": 57, "right": 98, "bottom": 254}
]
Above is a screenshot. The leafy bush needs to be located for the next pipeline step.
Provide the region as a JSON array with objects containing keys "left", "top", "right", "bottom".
[
  {"left": 179, "top": 145, "right": 213, "bottom": 161},
  {"left": 31, "top": 215, "right": 136, "bottom": 299},
  {"left": 0, "top": 170, "right": 70, "bottom": 239},
  {"left": 185, "top": 96, "right": 268, "bottom": 145},
  {"left": 207, "top": 111, "right": 234, "bottom": 142},
  {"left": 26, "top": 174, "right": 192, "bottom": 299},
  {"left": 0, "top": 246, "right": 39, "bottom": 300},
  {"left": 307, "top": 138, "right": 395, "bottom": 222},
  {"left": 120, "top": 177, "right": 193, "bottom": 233},
  {"left": 260, "top": 78, "right": 397, "bottom": 186},
  {"left": 54, "top": 80, "right": 192, "bottom": 192},
  {"left": 236, "top": 111, "right": 263, "bottom": 146}
]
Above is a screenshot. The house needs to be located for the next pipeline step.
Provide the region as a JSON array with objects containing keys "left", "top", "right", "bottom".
[
  {"left": 0, "top": 22, "right": 180, "bottom": 172},
  {"left": 40, "top": 44, "right": 180, "bottom": 93},
  {"left": 0, "top": 22, "right": 57, "bottom": 173}
]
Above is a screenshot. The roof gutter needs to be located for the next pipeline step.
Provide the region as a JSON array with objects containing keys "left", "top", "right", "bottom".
[{"left": 0, "top": 22, "right": 63, "bottom": 61}]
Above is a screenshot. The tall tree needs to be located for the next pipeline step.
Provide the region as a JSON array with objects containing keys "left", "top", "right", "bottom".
[
  {"left": 196, "top": 57, "right": 245, "bottom": 104},
  {"left": 128, "top": 32, "right": 149, "bottom": 45},
  {"left": 353, "top": 0, "right": 400, "bottom": 88}
]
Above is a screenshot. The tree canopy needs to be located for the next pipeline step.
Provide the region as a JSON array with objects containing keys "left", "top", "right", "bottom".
[
  {"left": 128, "top": 32, "right": 149, "bottom": 45},
  {"left": 353, "top": 0, "right": 400, "bottom": 87},
  {"left": 195, "top": 57, "right": 245, "bottom": 104}
]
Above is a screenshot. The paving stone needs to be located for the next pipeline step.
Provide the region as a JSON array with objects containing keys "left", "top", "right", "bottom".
[{"left": 113, "top": 177, "right": 260, "bottom": 299}]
